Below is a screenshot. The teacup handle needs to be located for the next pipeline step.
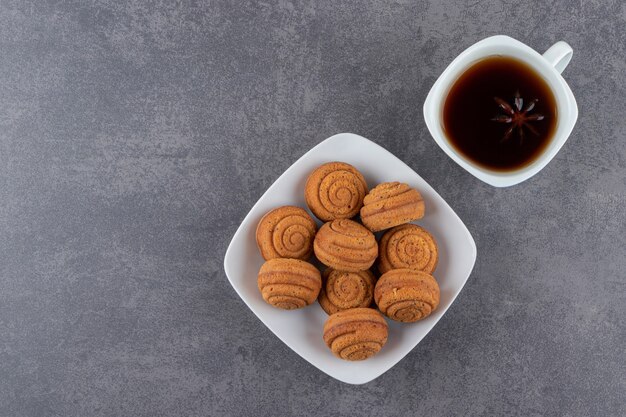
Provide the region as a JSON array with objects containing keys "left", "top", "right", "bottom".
[{"left": 543, "top": 41, "right": 573, "bottom": 74}]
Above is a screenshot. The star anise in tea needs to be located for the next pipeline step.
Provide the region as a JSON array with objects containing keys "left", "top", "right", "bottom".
[{"left": 492, "top": 91, "right": 545, "bottom": 143}]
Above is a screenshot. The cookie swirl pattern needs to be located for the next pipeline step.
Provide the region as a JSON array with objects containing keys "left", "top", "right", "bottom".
[
  {"left": 374, "top": 269, "right": 440, "bottom": 322},
  {"left": 378, "top": 224, "right": 438, "bottom": 274},
  {"left": 360, "top": 182, "right": 425, "bottom": 232},
  {"left": 318, "top": 268, "right": 376, "bottom": 315},
  {"left": 323, "top": 308, "right": 388, "bottom": 361},
  {"left": 305, "top": 162, "right": 368, "bottom": 221},
  {"left": 257, "top": 258, "right": 322, "bottom": 310},
  {"left": 313, "top": 219, "right": 378, "bottom": 272},
  {"left": 256, "top": 206, "right": 317, "bottom": 261}
]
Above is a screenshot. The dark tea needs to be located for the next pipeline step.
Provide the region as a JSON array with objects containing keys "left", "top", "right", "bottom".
[{"left": 443, "top": 56, "right": 557, "bottom": 172}]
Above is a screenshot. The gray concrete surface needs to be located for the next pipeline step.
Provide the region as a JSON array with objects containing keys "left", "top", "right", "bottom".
[{"left": 1, "top": 1, "right": 625, "bottom": 416}]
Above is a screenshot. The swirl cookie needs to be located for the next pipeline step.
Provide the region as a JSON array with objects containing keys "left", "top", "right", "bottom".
[
  {"left": 257, "top": 258, "right": 322, "bottom": 310},
  {"left": 360, "top": 182, "right": 425, "bottom": 232},
  {"left": 318, "top": 268, "right": 376, "bottom": 315},
  {"left": 323, "top": 308, "right": 388, "bottom": 361},
  {"left": 374, "top": 269, "right": 440, "bottom": 322},
  {"left": 305, "top": 162, "right": 368, "bottom": 222},
  {"left": 378, "top": 224, "right": 438, "bottom": 274},
  {"left": 313, "top": 219, "right": 378, "bottom": 272},
  {"left": 256, "top": 206, "right": 317, "bottom": 261}
]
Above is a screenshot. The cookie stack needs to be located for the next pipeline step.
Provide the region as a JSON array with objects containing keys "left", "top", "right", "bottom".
[{"left": 255, "top": 161, "right": 441, "bottom": 361}]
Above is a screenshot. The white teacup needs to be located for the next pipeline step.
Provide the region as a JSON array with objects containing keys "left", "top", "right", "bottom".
[{"left": 423, "top": 35, "right": 578, "bottom": 187}]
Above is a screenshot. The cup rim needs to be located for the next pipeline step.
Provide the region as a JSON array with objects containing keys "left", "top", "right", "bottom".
[{"left": 423, "top": 35, "right": 578, "bottom": 187}]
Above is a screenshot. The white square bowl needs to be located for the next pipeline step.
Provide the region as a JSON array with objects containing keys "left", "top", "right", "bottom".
[{"left": 223, "top": 133, "right": 477, "bottom": 384}]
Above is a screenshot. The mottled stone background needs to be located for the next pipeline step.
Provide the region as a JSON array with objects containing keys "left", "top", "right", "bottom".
[{"left": 1, "top": 1, "right": 624, "bottom": 416}]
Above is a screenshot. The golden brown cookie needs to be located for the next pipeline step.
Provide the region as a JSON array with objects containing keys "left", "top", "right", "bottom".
[
  {"left": 360, "top": 182, "right": 425, "bottom": 232},
  {"left": 256, "top": 206, "right": 317, "bottom": 261},
  {"left": 304, "top": 162, "right": 368, "bottom": 222},
  {"left": 323, "top": 308, "right": 388, "bottom": 361},
  {"left": 374, "top": 269, "right": 440, "bottom": 322},
  {"left": 378, "top": 224, "right": 438, "bottom": 274},
  {"left": 313, "top": 219, "right": 378, "bottom": 272},
  {"left": 318, "top": 268, "right": 376, "bottom": 315},
  {"left": 257, "top": 258, "right": 322, "bottom": 310}
]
